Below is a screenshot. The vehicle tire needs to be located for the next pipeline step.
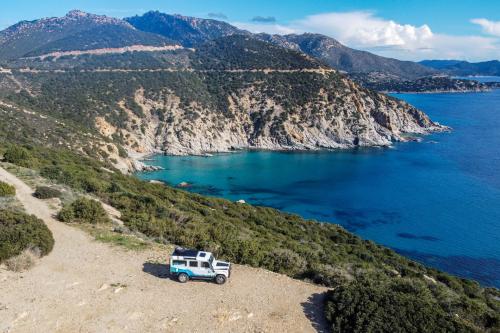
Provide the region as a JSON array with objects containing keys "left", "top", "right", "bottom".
[
  {"left": 178, "top": 273, "right": 189, "bottom": 283},
  {"left": 215, "top": 274, "right": 226, "bottom": 285}
]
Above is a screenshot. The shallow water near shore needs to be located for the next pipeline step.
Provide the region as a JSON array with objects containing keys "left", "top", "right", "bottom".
[{"left": 138, "top": 89, "right": 500, "bottom": 288}]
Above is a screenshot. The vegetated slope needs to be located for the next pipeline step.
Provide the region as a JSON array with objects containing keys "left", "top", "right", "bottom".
[
  {"left": 125, "top": 11, "right": 248, "bottom": 47},
  {"left": 350, "top": 74, "right": 489, "bottom": 93},
  {"left": 2, "top": 36, "right": 444, "bottom": 163},
  {"left": 23, "top": 25, "right": 172, "bottom": 57},
  {"left": 257, "top": 33, "right": 438, "bottom": 80},
  {"left": 124, "top": 12, "right": 437, "bottom": 80},
  {"left": 0, "top": 10, "right": 173, "bottom": 61},
  {"left": 1, "top": 142, "right": 499, "bottom": 332},
  {"left": 420, "top": 60, "right": 500, "bottom": 76},
  {"left": 0, "top": 165, "right": 326, "bottom": 332}
]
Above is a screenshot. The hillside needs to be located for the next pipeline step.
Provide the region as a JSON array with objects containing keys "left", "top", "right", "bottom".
[
  {"left": 125, "top": 11, "right": 247, "bottom": 47},
  {"left": 0, "top": 10, "right": 174, "bottom": 61},
  {"left": 0, "top": 165, "right": 327, "bottom": 332},
  {"left": 124, "top": 12, "right": 437, "bottom": 81},
  {"left": 420, "top": 60, "right": 500, "bottom": 76},
  {"left": 350, "top": 74, "right": 490, "bottom": 93},
  {"left": 1, "top": 142, "right": 499, "bottom": 332},
  {"left": 257, "top": 33, "right": 438, "bottom": 80},
  {"left": 0, "top": 29, "right": 445, "bottom": 167}
]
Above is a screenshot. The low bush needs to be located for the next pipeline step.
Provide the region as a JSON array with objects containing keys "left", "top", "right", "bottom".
[
  {"left": 33, "top": 186, "right": 61, "bottom": 199},
  {"left": 58, "top": 198, "right": 110, "bottom": 224},
  {"left": 4, "top": 247, "right": 41, "bottom": 272},
  {"left": 0, "top": 209, "right": 54, "bottom": 263},
  {"left": 0, "top": 181, "right": 16, "bottom": 197},
  {"left": 324, "top": 277, "right": 474, "bottom": 332},
  {"left": 3, "top": 145, "right": 33, "bottom": 167}
]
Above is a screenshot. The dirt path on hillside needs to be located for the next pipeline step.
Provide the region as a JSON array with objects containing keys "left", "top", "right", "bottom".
[{"left": 0, "top": 166, "right": 328, "bottom": 333}]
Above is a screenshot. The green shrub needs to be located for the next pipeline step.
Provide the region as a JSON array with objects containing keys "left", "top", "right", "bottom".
[
  {"left": 33, "top": 186, "right": 61, "bottom": 199},
  {"left": 58, "top": 198, "right": 110, "bottom": 224},
  {"left": 324, "top": 277, "right": 473, "bottom": 333},
  {"left": 3, "top": 145, "right": 32, "bottom": 167},
  {"left": 0, "top": 181, "right": 15, "bottom": 197},
  {"left": 0, "top": 209, "right": 54, "bottom": 262}
]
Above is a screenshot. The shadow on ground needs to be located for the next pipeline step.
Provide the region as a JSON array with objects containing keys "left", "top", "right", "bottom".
[
  {"left": 301, "top": 292, "right": 330, "bottom": 333},
  {"left": 143, "top": 262, "right": 170, "bottom": 279}
]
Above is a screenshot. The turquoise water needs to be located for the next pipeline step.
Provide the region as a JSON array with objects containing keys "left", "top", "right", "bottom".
[{"left": 138, "top": 89, "right": 500, "bottom": 287}]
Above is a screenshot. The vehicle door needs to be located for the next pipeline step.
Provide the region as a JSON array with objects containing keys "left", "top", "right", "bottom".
[
  {"left": 187, "top": 260, "right": 213, "bottom": 278},
  {"left": 200, "top": 261, "right": 216, "bottom": 278}
]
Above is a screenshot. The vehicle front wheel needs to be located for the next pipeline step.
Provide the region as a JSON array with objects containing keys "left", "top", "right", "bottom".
[
  {"left": 215, "top": 274, "right": 226, "bottom": 285},
  {"left": 178, "top": 273, "right": 189, "bottom": 283}
]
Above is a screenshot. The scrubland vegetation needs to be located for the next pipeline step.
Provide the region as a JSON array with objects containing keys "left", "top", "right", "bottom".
[{"left": 1, "top": 143, "right": 498, "bottom": 332}]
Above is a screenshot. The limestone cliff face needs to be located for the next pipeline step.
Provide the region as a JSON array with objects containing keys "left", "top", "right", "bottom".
[{"left": 96, "top": 76, "right": 445, "bottom": 160}]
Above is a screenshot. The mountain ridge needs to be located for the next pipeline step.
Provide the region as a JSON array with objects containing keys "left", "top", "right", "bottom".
[{"left": 420, "top": 59, "right": 500, "bottom": 76}]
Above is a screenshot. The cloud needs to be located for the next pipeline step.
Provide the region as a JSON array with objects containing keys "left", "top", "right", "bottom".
[
  {"left": 471, "top": 18, "right": 500, "bottom": 37},
  {"left": 252, "top": 16, "right": 276, "bottom": 23},
  {"left": 295, "top": 11, "right": 433, "bottom": 49},
  {"left": 232, "top": 11, "right": 500, "bottom": 61},
  {"left": 208, "top": 12, "right": 228, "bottom": 20}
]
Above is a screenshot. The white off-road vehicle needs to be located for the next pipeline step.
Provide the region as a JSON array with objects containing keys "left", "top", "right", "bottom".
[{"left": 169, "top": 247, "right": 231, "bottom": 284}]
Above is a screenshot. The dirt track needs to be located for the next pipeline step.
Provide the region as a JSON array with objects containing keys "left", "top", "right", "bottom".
[{"left": 0, "top": 166, "right": 328, "bottom": 333}]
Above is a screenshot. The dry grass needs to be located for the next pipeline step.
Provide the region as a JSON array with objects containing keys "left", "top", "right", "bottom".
[{"left": 4, "top": 247, "right": 42, "bottom": 272}]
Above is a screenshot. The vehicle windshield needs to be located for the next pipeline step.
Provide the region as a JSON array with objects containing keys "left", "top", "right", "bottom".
[{"left": 209, "top": 255, "right": 214, "bottom": 265}]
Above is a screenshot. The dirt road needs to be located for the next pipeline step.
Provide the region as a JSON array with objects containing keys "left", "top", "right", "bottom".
[{"left": 0, "top": 166, "right": 328, "bottom": 333}]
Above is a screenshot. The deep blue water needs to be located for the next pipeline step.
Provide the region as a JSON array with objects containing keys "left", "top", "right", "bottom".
[{"left": 138, "top": 89, "right": 500, "bottom": 288}]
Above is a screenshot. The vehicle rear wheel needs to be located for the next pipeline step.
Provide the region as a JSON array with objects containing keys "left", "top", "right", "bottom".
[
  {"left": 178, "top": 273, "right": 189, "bottom": 283},
  {"left": 215, "top": 274, "right": 226, "bottom": 285}
]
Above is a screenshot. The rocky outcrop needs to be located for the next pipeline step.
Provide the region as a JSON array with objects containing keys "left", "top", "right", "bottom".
[{"left": 97, "top": 78, "right": 445, "bottom": 161}]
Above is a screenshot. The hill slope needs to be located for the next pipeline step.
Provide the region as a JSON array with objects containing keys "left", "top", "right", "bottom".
[
  {"left": 257, "top": 33, "right": 438, "bottom": 80},
  {"left": 0, "top": 165, "right": 327, "bottom": 332},
  {"left": 125, "top": 11, "right": 248, "bottom": 47},
  {"left": 1, "top": 37, "right": 444, "bottom": 160},
  {"left": 125, "top": 12, "right": 437, "bottom": 80},
  {"left": 0, "top": 10, "right": 174, "bottom": 61}
]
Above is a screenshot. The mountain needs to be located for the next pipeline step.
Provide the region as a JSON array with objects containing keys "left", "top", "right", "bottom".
[
  {"left": 256, "top": 33, "right": 438, "bottom": 80},
  {"left": 1, "top": 34, "right": 444, "bottom": 161},
  {"left": 0, "top": 10, "right": 174, "bottom": 60},
  {"left": 125, "top": 12, "right": 437, "bottom": 80},
  {"left": 0, "top": 10, "right": 445, "bottom": 161},
  {"left": 420, "top": 60, "right": 500, "bottom": 76},
  {"left": 125, "top": 11, "right": 248, "bottom": 47}
]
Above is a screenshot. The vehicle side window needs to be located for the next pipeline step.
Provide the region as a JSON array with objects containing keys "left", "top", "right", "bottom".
[
  {"left": 189, "top": 261, "right": 198, "bottom": 267},
  {"left": 173, "top": 260, "right": 187, "bottom": 266},
  {"left": 201, "top": 262, "right": 210, "bottom": 268}
]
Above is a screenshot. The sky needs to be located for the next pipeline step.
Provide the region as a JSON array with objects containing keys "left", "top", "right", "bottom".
[{"left": 1, "top": 0, "right": 499, "bottom": 62}]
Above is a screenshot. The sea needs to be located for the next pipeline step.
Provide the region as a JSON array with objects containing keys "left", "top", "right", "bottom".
[{"left": 138, "top": 80, "right": 500, "bottom": 288}]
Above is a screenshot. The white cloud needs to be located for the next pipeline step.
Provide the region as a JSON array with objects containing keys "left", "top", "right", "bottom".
[
  {"left": 471, "top": 18, "right": 500, "bottom": 37},
  {"left": 233, "top": 11, "right": 500, "bottom": 61},
  {"left": 295, "top": 11, "right": 433, "bottom": 49}
]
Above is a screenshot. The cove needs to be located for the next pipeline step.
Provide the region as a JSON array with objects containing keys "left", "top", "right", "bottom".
[{"left": 138, "top": 89, "right": 500, "bottom": 288}]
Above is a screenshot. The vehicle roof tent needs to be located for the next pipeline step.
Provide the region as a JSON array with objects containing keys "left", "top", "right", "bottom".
[{"left": 172, "top": 247, "right": 213, "bottom": 261}]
